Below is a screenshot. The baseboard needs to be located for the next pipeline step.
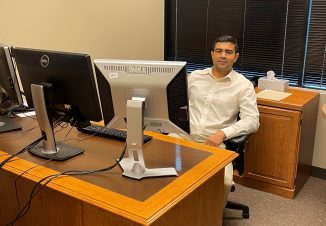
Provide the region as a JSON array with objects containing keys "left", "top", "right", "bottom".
[{"left": 310, "top": 166, "right": 326, "bottom": 180}]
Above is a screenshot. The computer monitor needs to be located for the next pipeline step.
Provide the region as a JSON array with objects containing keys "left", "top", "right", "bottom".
[
  {"left": 0, "top": 44, "right": 23, "bottom": 132},
  {"left": 94, "top": 59, "right": 189, "bottom": 179},
  {"left": 11, "top": 47, "right": 102, "bottom": 161}
]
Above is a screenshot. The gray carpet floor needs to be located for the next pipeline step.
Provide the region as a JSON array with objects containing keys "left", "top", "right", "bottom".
[{"left": 223, "top": 177, "right": 326, "bottom": 226}]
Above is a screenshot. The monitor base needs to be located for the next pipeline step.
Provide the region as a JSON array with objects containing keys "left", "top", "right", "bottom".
[
  {"left": 120, "top": 157, "right": 178, "bottom": 180},
  {"left": 28, "top": 143, "right": 84, "bottom": 161},
  {"left": 0, "top": 116, "right": 22, "bottom": 133}
]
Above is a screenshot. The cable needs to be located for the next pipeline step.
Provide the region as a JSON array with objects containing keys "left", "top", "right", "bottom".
[
  {"left": 0, "top": 135, "right": 45, "bottom": 169},
  {"left": 13, "top": 126, "right": 95, "bottom": 208},
  {"left": 13, "top": 119, "right": 76, "bottom": 209},
  {"left": 6, "top": 105, "right": 32, "bottom": 118},
  {"left": 0, "top": 114, "right": 66, "bottom": 169},
  {"left": 0, "top": 125, "right": 38, "bottom": 140},
  {"left": 7, "top": 142, "right": 127, "bottom": 226},
  {"left": 13, "top": 131, "right": 95, "bottom": 208},
  {"left": 14, "top": 154, "right": 58, "bottom": 208},
  {"left": 4, "top": 113, "right": 125, "bottom": 224}
]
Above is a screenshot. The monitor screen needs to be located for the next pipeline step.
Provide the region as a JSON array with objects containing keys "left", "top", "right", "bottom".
[
  {"left": 0, "top": 44, "right": 23, "bottom": 109},
  {"left": 0, "top": 44, "right": 23, "bottom": 132},
  {"left": 12, "top": 47, "right": 102, "bottom": 123},
  {"left": 94, "top": 59, "right": 190, "bottom": 179},
  {"left": 11, "top": 47, "right": 102, "bottom": 161},
  {"left": 94, "top": 59, "right": 190, "bottom": 134}
]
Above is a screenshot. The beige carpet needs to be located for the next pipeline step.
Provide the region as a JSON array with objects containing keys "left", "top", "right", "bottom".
[{"left": 223, "top": 177, "right": 326, "bottom": 226}]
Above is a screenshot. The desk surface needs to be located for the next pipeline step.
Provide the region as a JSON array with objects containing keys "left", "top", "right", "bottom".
[
  {"left": 0, "top": 117, "right": 237, "bottom": 225},
  {"left": 256, "top": 88, "right": 319, "bottom": 111}
]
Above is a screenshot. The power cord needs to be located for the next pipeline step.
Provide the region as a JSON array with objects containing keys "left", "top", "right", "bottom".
[
  {"left": 13, "top": 129, "right": 97, "bottom": 209},
  {"left": 0, "top": 114, "right": 67, "bottom": 169},
  {"left": 13, "top": 119, "right": 81, "bottom": 209},
  {"left": 0, "top": 135, "right": 45, "bottom": 169},
  {"left": 14, "top": 153, "right": 59, "bottom": 208},
  {"left": 7, "top": 142, "right": 127, "bottom": 226}
]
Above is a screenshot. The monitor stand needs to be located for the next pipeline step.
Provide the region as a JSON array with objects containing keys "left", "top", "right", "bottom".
[
  {"left": 119, "top": 99, "right": 178, "bottom": 179},
  {"left": 28, "top": 84, "right": 83, "bottom": 161}
]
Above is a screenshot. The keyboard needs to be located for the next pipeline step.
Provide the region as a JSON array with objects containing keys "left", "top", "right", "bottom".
[{"left": 78, "top": 124, "right": 153, "bottom": 143}]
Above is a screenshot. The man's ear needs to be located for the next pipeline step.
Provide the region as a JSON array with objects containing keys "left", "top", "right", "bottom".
[{"left": 234, "top": 53, "right": 240, "bottom": 62}]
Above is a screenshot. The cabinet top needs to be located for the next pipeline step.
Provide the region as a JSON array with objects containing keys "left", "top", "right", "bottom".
[{"left": 256, "top": 88, "right": 320, "bottom": 111}]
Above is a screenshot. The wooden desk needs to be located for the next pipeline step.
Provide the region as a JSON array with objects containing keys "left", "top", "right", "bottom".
[
  {"left": 234, "top": 88, "right": 319, "bottom": 198},
  {"left": 0, "top": 117, "right": 237, "bottom": 226}
]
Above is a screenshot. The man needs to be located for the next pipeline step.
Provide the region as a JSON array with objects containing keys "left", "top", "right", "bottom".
[{"left": 174, "top": 35, "right": 259, "bottom": 206}]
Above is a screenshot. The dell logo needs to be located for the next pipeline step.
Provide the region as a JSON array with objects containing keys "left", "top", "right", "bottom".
[{"left": 40, "top": 55, "right": 49, "bottom": 67}]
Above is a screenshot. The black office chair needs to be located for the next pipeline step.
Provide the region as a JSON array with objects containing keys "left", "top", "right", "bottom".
[{"left": 224, "top": 134, "right": 250, "bottom": 219}]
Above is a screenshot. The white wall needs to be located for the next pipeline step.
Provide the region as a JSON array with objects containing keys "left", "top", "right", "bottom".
[
  {"left": 312, "top": 91, "right": 326, "bottom": 169},
  {"left": 0, "top": 0, "right": 164, "bottom": 60}
]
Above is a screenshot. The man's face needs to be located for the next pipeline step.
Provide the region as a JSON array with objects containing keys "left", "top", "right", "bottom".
[{"left": 211, "top": 42, "right": 239, "bottom": 74}]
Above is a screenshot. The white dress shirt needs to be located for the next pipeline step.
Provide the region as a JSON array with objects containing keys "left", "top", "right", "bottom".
[{"left": 188, "top": 67, "right": 259, "bottom": 141}]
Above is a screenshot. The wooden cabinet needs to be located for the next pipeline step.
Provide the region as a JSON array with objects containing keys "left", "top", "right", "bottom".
[{"left": 234, "top": 88, "right": 320, "bottom": 198}]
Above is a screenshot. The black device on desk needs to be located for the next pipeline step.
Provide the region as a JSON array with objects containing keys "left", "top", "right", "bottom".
[
  {"left": 0, "top": 44, "right": 24, "bottom": 133},
  {"left": 11, "top": 47, "right": 102, "bottom": 161},
  {"left": 78, "top": 124, "right": 152, "bottom": 143}
]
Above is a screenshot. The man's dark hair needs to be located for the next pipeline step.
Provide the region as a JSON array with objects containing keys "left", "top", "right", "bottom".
[{"left": 212, "top": 35, "right": 238, "bottom": 53}]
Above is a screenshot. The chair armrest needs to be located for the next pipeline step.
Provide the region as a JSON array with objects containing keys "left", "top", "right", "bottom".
[{"left": 229, "top": 134, "right": 249, "bottom": 144}]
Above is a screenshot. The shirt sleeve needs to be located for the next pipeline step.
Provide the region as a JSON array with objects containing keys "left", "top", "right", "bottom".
[{"left": 220, "top": 82, "right": 260, "bottom": 139}]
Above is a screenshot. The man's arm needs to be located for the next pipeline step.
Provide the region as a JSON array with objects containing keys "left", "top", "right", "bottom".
[
  {"left": 221, "top": 83, "right": 259, "bottom": 140},
  {"left": 206, "top": 82, "right": 259, "bottom": 147}
]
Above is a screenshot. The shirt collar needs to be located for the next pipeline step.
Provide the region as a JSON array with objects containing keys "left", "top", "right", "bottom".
[{"left": 208, "top": 67, "right": 237, "bottom": 82}]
